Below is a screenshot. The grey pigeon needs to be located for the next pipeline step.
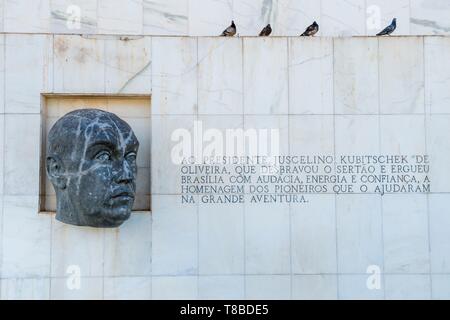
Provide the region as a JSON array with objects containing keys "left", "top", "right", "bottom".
[
  {"left": 300, "top": 21, "right": 319, "bottom": 36},
  {"left": 221, "top": 20, "right": 236, "bottom": 36},
  {"left": 259, "top": 24, "right": 272, "bottom": 36},
  {"left": 377, "top": 18, "right": 397, "bottom": 36}
]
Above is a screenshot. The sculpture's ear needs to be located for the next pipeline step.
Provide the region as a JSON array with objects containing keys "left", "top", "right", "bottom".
[{"left": 46, "top": 155, "right": 67, "bottom": 190}]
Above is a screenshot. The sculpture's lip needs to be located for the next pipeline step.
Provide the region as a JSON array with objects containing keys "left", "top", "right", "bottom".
[{"left": 110, "top": 191, "right": 134, "bottom": 199}]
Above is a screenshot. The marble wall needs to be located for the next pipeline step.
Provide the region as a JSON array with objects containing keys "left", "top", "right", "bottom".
[
  {"left": 0, "top": 0, "right": 449, "bottom": 36},
  {"left": 0, "top": 33, "right": 450, "bottom": 300}
]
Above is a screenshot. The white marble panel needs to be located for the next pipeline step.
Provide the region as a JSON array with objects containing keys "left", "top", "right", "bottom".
[
  {"left": 2, "top": 196, "right": 51, "bottom": 278},
  {"left": 335, "top": 115, "right": 379, "bottom": 155},
  {"left": 232, "top": 0, "right": 272, "bottom": 36},
  {"left": 321, "top": 0, "right": 366, "bottom": 36},
  {"left": 380, "top": 115, "right": 426, "bottom": 155},
  {"left": 289, "top": 115, "right": 334, "bottom": 155},
  {"left": 104, "top": 37, "right": 152, "bottom": 94},
  {"left": 245, "top": 201, "right": 290, "bottom": 275},
  {"left": 366, "top": 0, "right": 410, "bottom": 36},
  {"left": 4, "top": 0, "right": 450, "bottom": 36},
  {"left": 245, "top": 275, "right": 291, "bottom": 300},
  {"left": 0, "top": 197, "right": 2, "bottom": 263},
  {"left": 431, "top": 275, "right": 450, "bottom": 299},
  {"left": 143, "top": 0, "right": 188, "bottom": 35},
  {"left": 152, "top": 37, "right": 197, "bottom": 115},
  {"left": 427, "top": 115, "right": 450, "bottom": 193},
  {"left": 105, "top": 96, "right": 151, "bottom": 118},
  {"left": 336, "top": 194, "right": 383, "bottom": 274},
  {"left": 97, "top": 0, "right": 143, "bottom": 35},
  {"left": 292, "top": 275, "right": 338, "bottom": 300},
  {"left": 134, "top": 167, "right": 151, "bottom": 210},
  {"left": 425, "top": 37, "right": 450, "bottom": 114},
  {"left": 243, "top": 38, "right": 288, "bottom": 115},
  {"left": 103, "top": 277, "right": 151, "bottom": 300},
  {"left": 338, "top": 275, "right": 384, "bottom": 300},
  {"left": 198, "top": 38, "right": 243, "bottom": 115},
  {"left": 5, "top": 34, "right": 53, "bottom": 113},
  {"left": 152, "top": 276, "right": 198, "bottom": 300},
  {"left": 385, "top": 275, "right": 431, "bottom": 300},
  {"left": 0, "top": 115, "right": 4, "bottom": 196},
  {"left": 50, "top": 277, "right": 103, "bottom": 300},
  {"left": 289, "top": 38, "right": 333, "bottom": 114},
  {"left": 382, "top": 194, "right": 430, "bottom": 273},
  {"left": 3, "top": 114, "right": 40, "bottom": 196},
  {"left": 45, "top": 96, "right": 105, "bottom": 118},
  {"left": 334, "top": 38, "right": 379, "bottom": 114},
  {"left": 199, "top": 202, "right": 245, "bottom": 275},
  {"left": 244, "top": 115, "right": 289, "bottom": 159},
  {"left": 198, "top": 276, "right": 245, "bottom": 300},
  {"left": 0, "top": 34, "right": 4, "bottom": 113},
  {"left": 50, "top": 0, "right": 98, "bottom": 34},
  {"left": 429, "top": 194, "right": 450, "bottom": 273},
  {"left": 0, "top": 0, "right": 3, "bottom": 32},
  {"left": 4, "top": 0, "right": 50, "bottom": 33},
  {"left": 151, "top": 115, "right": 196, "bottom": 194},
  {"left": 51, "top": 219, "right": 104, "bottom": 277},
  {"left": 152, "top": 195, "right": 198, "bottom": 276},
  {"left": 273, "top": 0, "right": 321, "bottom": 36},
  {"left": 103, "top": 213, "right": 152, "bottom": 277},
  {"left": 188, "top": 0, "right": 233, "bottom": 36},
  {"left": 232, "top": 0, "right": 320, "bottom": 37},
  {"left": 410, "top": 0, "right": 450, "bottom": 35},
  {"left": 291, "top": 194, "right": 337, "bottom": 274},
  {"left": 379, "top": 37, "right": 425, "bottom": 114},
  {"left": 1, "top": 278, "right": 50, "bottom": 300},
  {"left": 54, "top": 35, "right": 105, "bottom": 93},
  {"left": 197, "top": 114, "right": 243, "bottom": 170}
]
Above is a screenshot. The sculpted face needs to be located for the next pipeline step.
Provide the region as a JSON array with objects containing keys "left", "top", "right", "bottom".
[{"left": 46, "top": 109, "right": 139, "bottom": 228}]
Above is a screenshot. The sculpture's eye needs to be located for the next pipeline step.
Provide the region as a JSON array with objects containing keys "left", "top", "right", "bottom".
[
  {"left": 95, "top": 150, "right": 111, "bottom": 161},
  {"left": 126, "top": 152, "right": 137, "bottom": 162}
]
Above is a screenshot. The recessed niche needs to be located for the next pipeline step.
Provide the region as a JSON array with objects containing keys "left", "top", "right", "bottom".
[{"left": 40, "top": 95, "right": 151, "bottom": 213}]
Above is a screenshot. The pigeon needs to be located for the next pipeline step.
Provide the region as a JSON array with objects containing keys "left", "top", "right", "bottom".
[
  {"left": 259, "top": 24, "right": 272, "bottom": 36},
  {"left": 221, "top": 20, "right": 237, "bottom": 36},
  {"left": 300, "top": 21, "right": 319, "bottom": 36},
  {"left": 376, "top": 18, "right": 397, "bottom": 36}
]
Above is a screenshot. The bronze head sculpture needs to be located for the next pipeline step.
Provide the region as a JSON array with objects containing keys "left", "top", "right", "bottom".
[{"left": 46, "top": 109, "right": 139, "bottom": 228}]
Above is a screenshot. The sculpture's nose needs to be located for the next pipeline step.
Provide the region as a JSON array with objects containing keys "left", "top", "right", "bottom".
[{"left": 115, "top": 159, "right": 133, "bottom": 184}]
